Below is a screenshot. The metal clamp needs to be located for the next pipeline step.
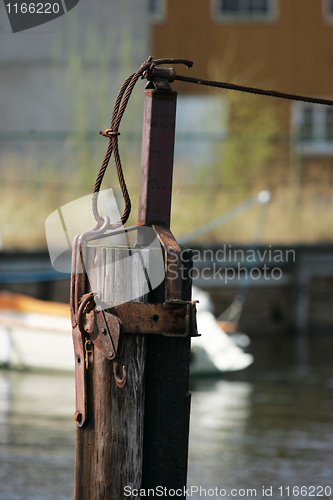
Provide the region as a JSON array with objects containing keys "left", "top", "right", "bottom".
[
  {"left": 99, "top": 129, "right": 121, "bottom": 138},
  {"left": 77, "top": 292, "right": 125, "bottom": 388},
  {"left": 143, "top": 67, "right": 176, "bottom": 90}
]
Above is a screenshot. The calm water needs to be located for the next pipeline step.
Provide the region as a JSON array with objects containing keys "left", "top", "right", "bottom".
[{"left": 1, "top": 370, "right": 333, "bottom": 499}]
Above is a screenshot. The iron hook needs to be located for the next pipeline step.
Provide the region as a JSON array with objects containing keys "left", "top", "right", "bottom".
[{"left": 113, "top": 361, "right": 126, "bottom": 388}]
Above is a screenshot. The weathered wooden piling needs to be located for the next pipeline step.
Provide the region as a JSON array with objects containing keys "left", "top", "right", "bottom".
[
  {"left": 71, "top": 81, "right": 193, "bottom": 499},
  {"left": 73, "top": 247, "right": 149, "bottom": 498}
]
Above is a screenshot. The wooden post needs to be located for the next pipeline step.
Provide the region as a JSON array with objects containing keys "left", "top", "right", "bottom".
[
  {"left": 73, "top": 84, "right": 192, "bottom": 499},
  {"left": 74, "top": 246, "right": 150, "bottom": 499}
]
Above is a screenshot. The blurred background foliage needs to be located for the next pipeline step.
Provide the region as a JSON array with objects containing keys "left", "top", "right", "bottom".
[{"left": 0, "top": 21, "right": 332, "bottom": 248}]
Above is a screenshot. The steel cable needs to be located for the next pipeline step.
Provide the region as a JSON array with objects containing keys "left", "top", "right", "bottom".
[
  {"left": 92, "top": 57, "right": 193, "bottom": 228},
  {"left": 93, "top": 57, "right": 333, "bottom": 229},
  {"left": 174, "top": 73, "right": 333, "bottom": 107}
]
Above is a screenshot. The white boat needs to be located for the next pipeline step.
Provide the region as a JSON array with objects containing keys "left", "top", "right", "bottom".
[
  {"left": 0, "top": 292, "right": 74, "bottom": 372},
  {"left": 0, "top": 289, "right": 253, "bottom": 375},
  {"left": 190, "top": 287, "right": 254, "bottom": 375}
]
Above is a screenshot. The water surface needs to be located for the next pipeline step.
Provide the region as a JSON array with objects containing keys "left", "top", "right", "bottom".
[{"left": 1, "top": 370, "right": 333, "bottom": 499}]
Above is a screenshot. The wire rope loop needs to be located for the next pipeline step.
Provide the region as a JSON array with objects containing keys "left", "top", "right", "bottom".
[{"left": 91, "top": 56, "right": 195, "bottom": 229}]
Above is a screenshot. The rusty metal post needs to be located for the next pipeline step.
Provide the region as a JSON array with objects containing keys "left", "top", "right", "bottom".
[
  {"left": 138, "top": 88, "right": 177, "bottom": 228},
  {"left": 139, "top": 85, "right": 192, "bottom": 495}
]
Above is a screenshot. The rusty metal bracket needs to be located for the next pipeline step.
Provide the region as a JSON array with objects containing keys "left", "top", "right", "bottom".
[
  {"left": 103, "top": 301, "right": 198, "bottom": 338},
  {"left": 78, "top": 294, "right": 123, "bottom": 360},
  {"left": 74, "top": 282, "right": 198, "bottom": 401},
  {"left": 78, "top": 297, "right": 198, "bottom": 348},
  {"left": 143, "top": 67, "right": 176, "bottom": 91},
  {"left": 153, "top": 225, "right": 184, "bottom": 302},
  {"left": 77, "top": 291, "right": 125, "bottom": 387},
  {"left": 94, "top": 308, "right": 122, "bottom": 360},
  {"left": 76, "top": 291, "right": 198, "bottom": 391}
]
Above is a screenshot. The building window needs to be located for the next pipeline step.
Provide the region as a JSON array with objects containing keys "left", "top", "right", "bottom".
[
  {"left": 325, "top": 108, "right": 333, "bottom": 140},
  {"left": 148, "top": 0, "right": 166, "bottom": 21},
  {"left": 212, "top": 0, "right": 277, "bottom": 21},
  {"left": 324, "top": 0, "right": 333, "bottom": 22},
  {"left": 175, "top": 95, "right": 227, "bottom": 164},
  {"left": 292, "top": 102, "right": 333, "bottom": 155}
]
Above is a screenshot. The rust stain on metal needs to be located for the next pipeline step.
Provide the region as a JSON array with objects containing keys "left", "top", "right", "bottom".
[{"left": 104, "top": 301, "right": 198, "bottom": 337}]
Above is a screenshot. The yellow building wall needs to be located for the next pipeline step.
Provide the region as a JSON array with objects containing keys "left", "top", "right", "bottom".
[{"left": 152, "top": 0, "right": 333, "bottom": 97}]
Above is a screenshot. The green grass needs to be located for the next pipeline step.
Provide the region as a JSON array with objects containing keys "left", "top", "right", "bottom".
[{"left": 1, "top": 148, "right": 332, "bottom": 249}]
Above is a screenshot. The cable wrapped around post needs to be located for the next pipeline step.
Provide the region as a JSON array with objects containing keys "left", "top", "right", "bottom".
[{"left": 92, "top": 56, "right": 193, "bottom": 230}]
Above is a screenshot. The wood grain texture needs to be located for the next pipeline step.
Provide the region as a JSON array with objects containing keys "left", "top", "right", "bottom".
[
  {"left": 141, "top": 249, "right": 192, "bottom": 497},
  {"left": 74, "top": 245, "right": 150, "bottom": 500}
]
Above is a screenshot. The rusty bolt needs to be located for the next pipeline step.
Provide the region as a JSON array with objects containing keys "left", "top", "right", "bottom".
[{"left": 74, "top": 411, "right": 82, "bottom": 423}]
